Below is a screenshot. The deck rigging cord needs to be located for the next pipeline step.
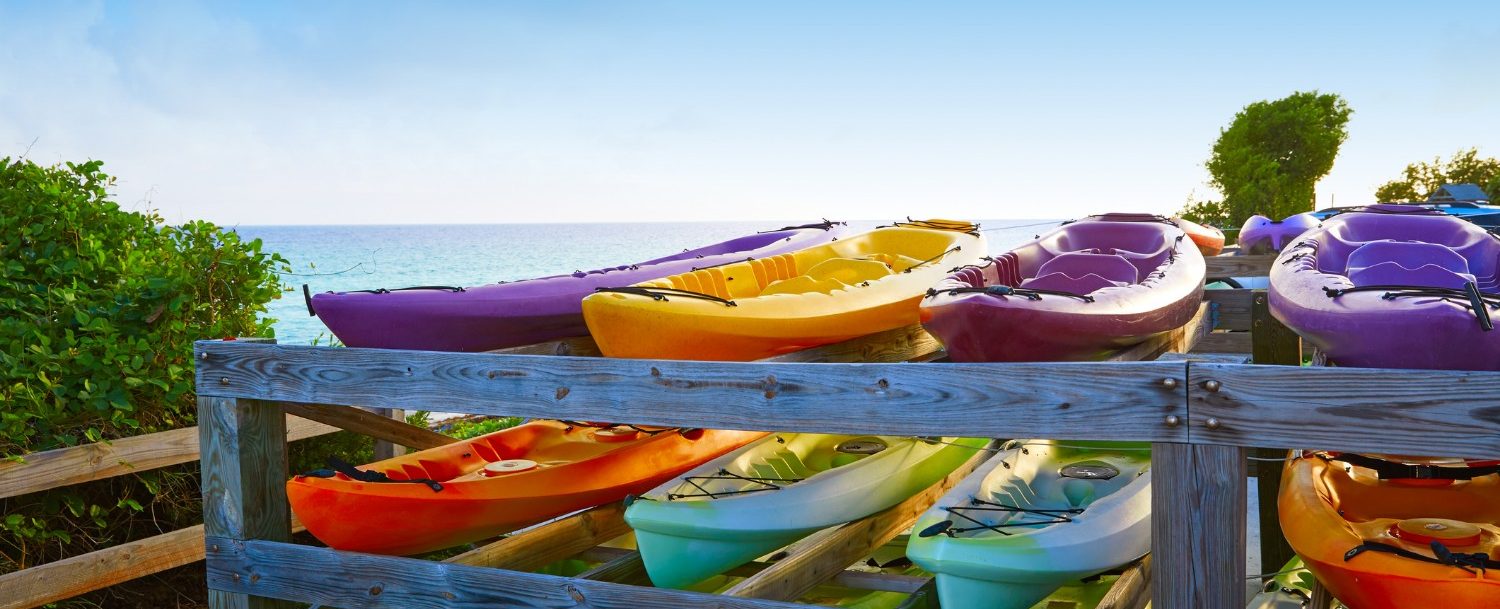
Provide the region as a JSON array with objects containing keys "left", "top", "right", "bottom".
[
  {"left": 757, "top": 219, "right": 845, "bottom": 233},
  {"left": 1346, "top": 539, "right": 1500, "bottom": 575},
  {"left": 925, "top": 284, "right": 1096, "bottom": 303},
  {"left": 297, "top": 457, "right": 444, "bottom": 493},
  {"left": 900, "top": 245, "right": 964, "bottom": 273},
  {"left": 592, "top": 286, "right": 738, "bottom": 306},
  {"left": 664, "top": 469, "right": 806, "bottom": 500},
  {"left": 1323, "top": 282, "right": 1498, "bottom": 331},
  {"left": 919, "top": 498, "right": 1084, "bottom": 538}
]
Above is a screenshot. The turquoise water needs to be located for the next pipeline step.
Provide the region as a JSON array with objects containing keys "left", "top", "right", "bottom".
[{"left": 237, "top": 220, "right": 1055, "bottom": 345}]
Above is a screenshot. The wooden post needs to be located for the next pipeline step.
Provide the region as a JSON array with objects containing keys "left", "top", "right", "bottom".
[
  {"left": 1152, "top": 442, "right": 1247, "bottom": 609},
  {"left": 368, "top": 408, "right": 407, "bottom": 460},
  {"left": 1250, "top": 291, "right": 1299, "bottom": 575}
]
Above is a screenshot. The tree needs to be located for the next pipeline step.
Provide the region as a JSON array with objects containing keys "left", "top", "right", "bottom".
[
  {"left": 1373, "top": 148, "right": 1500, "bottom": 202},
  {"left": 1204, "top": 91, "right": 1352, "bottom": 227}
]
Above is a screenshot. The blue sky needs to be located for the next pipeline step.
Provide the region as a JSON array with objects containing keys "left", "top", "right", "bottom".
[{"left": 1, "top": 1, "right": 1496, "bottom": 225}]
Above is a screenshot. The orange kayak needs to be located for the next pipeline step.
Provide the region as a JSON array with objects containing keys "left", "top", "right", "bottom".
[
  {"left": 1173, "top": 217, "right": 1225, "bottom": 256},
  {"left": 288, "top": 421, "right": 767, "bottom": 555},
  {"left": 1279, "top": 453, "right": 1500, "bottom": 609}
]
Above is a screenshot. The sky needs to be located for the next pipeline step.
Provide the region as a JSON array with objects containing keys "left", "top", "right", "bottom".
[{"left": 1, "top": 1, "right": 1497, "bottom": 225}]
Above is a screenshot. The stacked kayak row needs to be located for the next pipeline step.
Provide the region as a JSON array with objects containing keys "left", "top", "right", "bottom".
[{"left": 289, "top": 214, "right": 1217, "bottom": 608}]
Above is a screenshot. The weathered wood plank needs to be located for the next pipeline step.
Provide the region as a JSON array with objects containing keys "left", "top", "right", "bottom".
[
  {"left": 1155, "top": 352, "right": 1250, "bottom": 364},
  {"left": 577, "top": 549, "right": 930, "bottom": 594},
  {"left": 0, "top": 517, "right": 313, "bottom": 609},
  {"left": 1203, "top": 289, "right": 1254, "bottom": 331},
  {"left": 445, "top": 501, "right": 630, "bottom": 571},
  {"left": 1204, "top": 254, "right": 1275, "bottom": 279},
  {"left": 759, "top": 324, "right": 945, "bottom": 364},
  {"left": 0, "top": 416, "right": 336, "bottom": 500},
  {"left": 578, "top": 551, "right": 651, "bottom": 585},
  {"left": 1250, "top": 292, "right": 1301, "bottom": 365},
  {"left": 488, "top": 335, "right": 602, "bottom": 357},
  {"left": 0, "top": 525, "right": 203, "bottom": 609},
  {"left": 1096, "top": 555, "right": 1151, "bottom": 609},
  {"left": 369, "top": 408, "right": 407, "bottom": 460},
  {"left": 195, "top": 342, "right": 1189, "bottom": 442},
  {"left": 1151, "top": 443, "right": 1246, "bottom": 609},
  {"left": 281, "top": 402, "right": 455, "bottom": 451},
  {"left": 205, "top": 537, "right": 808, "bottom": 609},
  {"left": 1192, "top": 331, "right": 1252, "bottom": 354},
  {"left": 1187, "top": 363, "right": 1500, "bottom": 459},
  {"left": 724, "top": 448, "right": 992, "bottom": 601},
  {"left": 198, "top": 397, "right": 293, "bottom": 609}
]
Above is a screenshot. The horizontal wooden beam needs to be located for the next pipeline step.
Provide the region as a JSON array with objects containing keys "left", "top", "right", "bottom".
[
  {"left": 0, "top": 416, "right": 336, "bottom": 500},
  {"left": 196, "top": 341, "right": 1190, "bottom": 441},
  {"left": 724, "top": 448, "right": 992, "bottom": 601},
  {"left": 1097, "top": 555, "right": 1152, "bottom": 609},
  {"left": 488, "top": 335, "right": 602, "bottom": 357},
  {"left": 1204, "top": 254, "right": 1274, "bottom": 279},
  {"left": 1203, "top": 289, "right": 1255, "bottom": 331},
  {"left": 759, "top": 324, "right": 945, "bottom": 364},
  {"left": 0, "top": 518, "right": 310, "bottom": 609},
  {"left": 206, "top": 537, "right": 808, "bottom": 609},
  {"left": 1187, "top": 363, "right": 1500, "bottom": 458},
  {"left": 1192, "top": 332, "right": 1252, "bottom": 354},
  {"left": 281, "top": 402, "right": 454, "bottom": 451},
  {"left": 577, "top": 548, "right": 929, "bottom": 594},
  {"left": 446, "top": 501, "right": 631, "bottom": 571}
]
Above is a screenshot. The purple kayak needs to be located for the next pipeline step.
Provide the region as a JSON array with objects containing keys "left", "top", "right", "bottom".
[
  {"left": 309, "top": 221, "right": 846, "bottom": 351},
  {"left": 1269, "top": 205, "right": 1500, "bottom": 370},
  {"left": 1237, "top": 212, "right": 1319, "bottom": 255},
  {"left": 920, "top": 214, "right": 1205, "bottom": 362}
]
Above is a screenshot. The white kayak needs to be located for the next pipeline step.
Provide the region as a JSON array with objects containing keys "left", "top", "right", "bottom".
[
  {"left": 906, "top": 440, "right": 1152, "bottom": 609},
  {"left": 624, "top": 433, "right": 988, "bottom": 588}
]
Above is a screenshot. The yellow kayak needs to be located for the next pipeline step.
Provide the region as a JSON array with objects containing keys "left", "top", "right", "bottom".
[{"left": 581, "top": 220, "right": 986, "bottom": 361}]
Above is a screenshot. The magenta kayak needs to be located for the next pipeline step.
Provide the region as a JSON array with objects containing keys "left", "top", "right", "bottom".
[
  {"left": 920, "top": 214, "right": 1205, "bottom": 362},
  {"left": 1269, "top": 205, "right": 1500, "bottom": 370},
  {"left": 1237, "top": 212, "right": 1319, "bottom": 254},
  {"left": 308, "top": 221, "right": 846, "bottom": 351}
]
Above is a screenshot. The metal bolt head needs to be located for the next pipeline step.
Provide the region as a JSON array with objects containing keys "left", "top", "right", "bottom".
[
  {"left": 1205, "top": 417, "right": 1222, "bottom": 430},
  {"left": 1159, "top": 378, "right": 1179, "bottom": 390},
  {"left": 1203, "top": 380, "right": 1221, "bottom": 392},
  {"left": 1164, "top": 415, "right": 1181, "bottom": 428},
  {"left": 219, "top": 377, "right": 230, "bottom": 385}
]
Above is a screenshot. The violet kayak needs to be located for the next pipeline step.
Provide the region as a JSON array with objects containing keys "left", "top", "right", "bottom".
[
  {"left": 1269, "top": 205, "right": 1500, "bottom": 370},
  {"left": 921, "top": 214, "right": 1205, "bottom": 362},
  {"left": 1237, "top": 212, "right": 1319, "bottom": 255},
  {"left": 309, "top": 221, "right": 846, "bottom": 351}
]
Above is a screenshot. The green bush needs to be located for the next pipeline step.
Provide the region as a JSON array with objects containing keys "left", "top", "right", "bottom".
[{"left": 0, "top": 158, "right": 286, "bottom": 574}]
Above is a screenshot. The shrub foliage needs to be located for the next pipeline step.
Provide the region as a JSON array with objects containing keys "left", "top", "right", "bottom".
[{"left": 0, "top": 158, "right": 285, "bottom": 572}]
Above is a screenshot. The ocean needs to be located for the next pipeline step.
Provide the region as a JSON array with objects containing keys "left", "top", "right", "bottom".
[{"left": 236, "top": 219, "right": 1058, "bottom": 345}]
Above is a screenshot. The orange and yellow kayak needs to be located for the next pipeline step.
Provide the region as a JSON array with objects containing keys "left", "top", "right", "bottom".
[
  {"left": 1279, "top": 452, "right": 1500, "bottom": 609},
  {"left": 288, "top": 421, "right": 766, "bottom": 555},
  {"left": 1173, "top": 216, "right": 1225, "bottom": 256}
]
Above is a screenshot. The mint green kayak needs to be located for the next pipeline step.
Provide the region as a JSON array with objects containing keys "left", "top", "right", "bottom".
[
  {"left": 907, "top": 440, "right": 1151, "bottom": 609},
  {"left": 625, "top": 434, "right": 989, "bottom": 589}
]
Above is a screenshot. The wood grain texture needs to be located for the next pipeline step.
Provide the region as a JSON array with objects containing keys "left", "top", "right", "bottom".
[
  {"left": 1203, "top": 289, "right": 1254, "bottom": 331},
  {"left": 195, "top": 341, "right": 1190, "bottom": 441},
  {"left": 1204, "top": 254, "right": 1274, "bottom": 279},
  {"left": 281, "top": 402, "right": 454, "bottom": 451},
  {"left": 369, "top": 408, "right": 407, "bottom": 460},
  {"left": 758, "top": 324, "right": 945, "bottom": 363},
  {"left": 1192, "top": 331, "right": 1252, "bottom": 354},
  {"left": 445, "top": 501, "right": 630, "bottom": 571},
  {"left": 1187, "top": 363, "right": 1500, "bottom": 458},
  {"left": 1151, "top": 443, "right": 1246, "bottom": 609},
  {"left": 1095, "top": 555, "right": 1151, "bottom": 609},
  {"left": 1155, "top": 352, "right": 1250, "bottom": 364},
  {"left": 488, "top": 335, "right": 602, "bottom": 357},
  {"left": 198, "top": 397, "right": 293, "bottom": 609},
  {"left": 723, "top": 448, "right": 992, "bottom": 601},
  {"left": 578, "top": 551, "right": 651, "bottom": 585},
  {"left": 1250, "top": 292, "right": 1301, "bottom": 365},
  {"left": 0, "top": 417, "right": 335, "bottom": 500},
  {"left": 577, "top": 549, "right": 929, "bottom": 594},
  {"left": 205, "top": 537, "right": 808, "bottom": 609},
  {"left": 0, "top": 525, "right": 204, "bottom": 609}
]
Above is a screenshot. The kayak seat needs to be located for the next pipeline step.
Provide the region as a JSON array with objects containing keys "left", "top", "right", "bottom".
[
  {"left": 1347, "top": 263, "right": 1476, "bottom": 290},
  {"left": 1345, "top": 241, "right": 1476, "bottom": 289},
  {"left": 1021, "top": 272, "right": 1125, "bottom": 295},
  {"left": 1345, "top": 240, "right": 1469, "bottom": 276},
  {"left": 1032, "top": 252, "right": 1141, "bottom": 284},
  {"left": 760, "top": 258, "right": 892, "bottom": 296}
]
